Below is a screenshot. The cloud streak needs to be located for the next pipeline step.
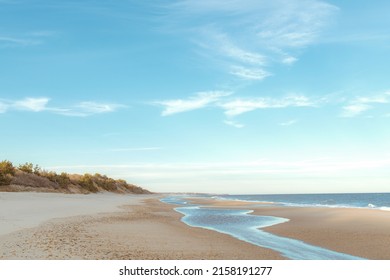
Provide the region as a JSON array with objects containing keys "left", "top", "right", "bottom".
[
  {"left": 156, "top": 91, "right": 231, "bottom": 116},
  {"left": 224, "top": 120, "right": 245, "bottom": 128},
  {"left": 0, "top": 36, "right": 40, "bottom": 47},
  {"left": 230, "top": 66, "right": 271, "bottom": 80},
  {"left": 0, "top": 97, "right": 125, "bottom": 117},
  {"left": 341, "top": 91, "right": 390, "bottom": 118},
  {"left": 220, "top": 95, "right": 314, "bottom": 116},
  {"left": 167, "top": 0, "right": 338, "bottom": 81}
]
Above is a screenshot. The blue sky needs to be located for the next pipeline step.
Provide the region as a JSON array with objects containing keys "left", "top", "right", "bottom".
[{"left": 1, "top": 0, "right": 389, "bottom": 194}]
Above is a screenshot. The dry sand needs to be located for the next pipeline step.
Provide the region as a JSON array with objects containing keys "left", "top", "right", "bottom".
[
  {"left": 0, "top": 193, "right": 283, "bottom": 260},
  {"left": 0, "top": 192, "right": 148, "bottom": 236},
  {"left": 190, "top": 197, "right": 390, "bottom": 260}
]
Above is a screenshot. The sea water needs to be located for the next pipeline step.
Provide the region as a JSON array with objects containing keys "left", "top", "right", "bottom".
[
  {"left": 214, "top": 193, "right": 390, "bottom": 211},
  {"left": 161, "top": 196, "right": 365, "bottom": 260}
]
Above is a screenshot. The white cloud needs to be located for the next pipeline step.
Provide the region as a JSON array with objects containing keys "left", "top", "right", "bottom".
[
  {"left": 13, "top": 97, "right": 50, "bottom": 112},
  {"left": 355, "top": 96, "right": 389, "bottom": 104},
  {"left": 224, "top": 120, "right": 245, "bottom": 128},
  {"left": 54, "top": 102, "right": 124, "bottom": 117},
  {"left": 230, "top": 66, "right": 271, "bottom": 80},
  {"left": 255, "top": 1, "right": 338, "bottom": 48},
  {"left": 341, "top": 104, "right": 371, "bottom": 118},
  {"left": 341, "top": 91, "right": 390, "bottom": 118},
  {"left": 167, "top": 0, "right": 338, "bottom": 80},
  {"left": 157, "top": 91, "right": 231, "bottom": 116},
  {"left": 281, "top": 56, "right": 298, "bottom": 65},
  {"left": 216, "top": 34, "right": 267, "bottom": 65},
  {"left": 220, "top": 95, "right": 314, "bottom": 116},
  {"left": 76, "top": 102, "right": 122, "bottom": 114},
  {"left": 0, "top": 97, "right": 124, "bottom": 116}
]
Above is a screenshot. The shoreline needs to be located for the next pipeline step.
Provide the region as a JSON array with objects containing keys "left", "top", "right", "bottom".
[
  {"left": 0, "top": 193, "right": 283, "bottom": 260},
  {"left": 2, "top": 192, "right": 390, "bottom": 260},
  {"left": 189, "top": 197, "right": 390, "bottom": 260}
]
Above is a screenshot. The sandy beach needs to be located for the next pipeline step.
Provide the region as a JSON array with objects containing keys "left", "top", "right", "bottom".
[
  {"left": 190, "top": 197, "right": 390, "bottom": 260},
  {"left": 2, "top": 193, "right": 390, "bottom": 260},
  {"left": 0, "top": 192, "right": 283, "bottom": 260}
]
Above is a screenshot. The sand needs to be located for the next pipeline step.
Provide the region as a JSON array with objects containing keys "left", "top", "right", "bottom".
[
  {"left": 252, "top": 206, "right": 390, "bottom": 260},
  {"left": 0, "top": 192, "right": 148, "bottom": 236},
  {"left": 0, "top": 193, "right": 283, "bottom": 260},
  {"left": 189, "top": 197, "right": 390, "bottom": 260},
  {"left": 2, "top": 193, "right": 389, "bottom": 260}
]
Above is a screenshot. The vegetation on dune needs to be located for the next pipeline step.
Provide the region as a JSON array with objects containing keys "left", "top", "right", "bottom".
[
  {"left": 0, "top": 160, "right": 151, "bottom": 194},
  {"left": 0, "top": 160, "right": 16, "bottom": 185}
]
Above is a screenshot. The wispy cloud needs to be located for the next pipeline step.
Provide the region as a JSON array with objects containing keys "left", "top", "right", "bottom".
[
  {"left": 77, "top": 102, "right": 123, "bottom": 114},
  {"left": 0, "top": 30, "right": 56, "bottom": 48},
  {"left": 341, "top": 91, "right": 390, "bottom": 118},
  {"left": 0, "top": 97, "right": 125, "bottom": 116},
  {"left": 224, "top": 120, "right": 245, "bottom": 128},
  {"left": 0, "top": 36, "right": 40, "bottom": 47},
  {"left": 341, "top": 104, "right": 371, "bottom": 118},
  {"left": 166, "top": 0, "right": 338, "bottom": 80},
  {"left": 156, "top": 91, "right": 232, "bottom": 116},
  {"left": 13, "top": 97, "right": 50, "bottom": 112},
  {"left": 230, "top": 66, "right": 271, "bottom": 80},
  {"left": 281, "top": 55, "right": 298, "bottom": 65},
  {"left": 220, "top": 95, "right": 314, "bottom": 117}
]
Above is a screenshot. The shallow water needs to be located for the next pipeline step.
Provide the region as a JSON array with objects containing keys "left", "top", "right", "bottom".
[
  {"left": 161, "top": 196, "right": 365, "bottom": 260},
  {"left": 214, "top": 193, "right": 390, "bottom": 211}
]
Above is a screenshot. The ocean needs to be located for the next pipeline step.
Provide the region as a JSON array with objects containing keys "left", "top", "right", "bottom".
[
  {"left": 161, "top": 193, "right": 390, "bottom": 260},
  {"left": 213, "top": 192, "right": 390, "bottom": 211}
]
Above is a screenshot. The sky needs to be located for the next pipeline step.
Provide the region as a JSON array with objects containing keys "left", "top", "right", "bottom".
[{"left": 1, "top": 0, "right": 389, "bottom": 194}]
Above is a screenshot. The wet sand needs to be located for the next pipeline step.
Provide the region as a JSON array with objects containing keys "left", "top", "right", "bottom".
[
  {"left": 190, "top": 197, "right": 390, "bottom": 260},
  {"left": 0, "top": 193, "right": 283, "bottom": 259}
]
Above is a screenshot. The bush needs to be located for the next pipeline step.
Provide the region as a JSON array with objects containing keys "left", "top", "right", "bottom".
[
  {"left": 18, "top": 162, "right": 34, "bottom": 173},
  {"left": 78, "top": 174, "right": 98, "bottom": 192},
  {"left": 33, "top": 164, "right": 42, "bottom": 175},
  {"left": 57, "top": 172, "right": 71, "bottom": 187},
  {"left": 0, "top": 160, "right": 16, "bottom": 185}
]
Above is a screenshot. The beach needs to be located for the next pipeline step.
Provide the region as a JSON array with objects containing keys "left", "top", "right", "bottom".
[
  {"left": 1, "top": 193, "right": 390, "bottom": 260},
  {"left": 0, "top": 192, "right": 282, "bottom": 259},
  {"left": 188, "top": 197, "right": 390, "bottom": 260}
]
